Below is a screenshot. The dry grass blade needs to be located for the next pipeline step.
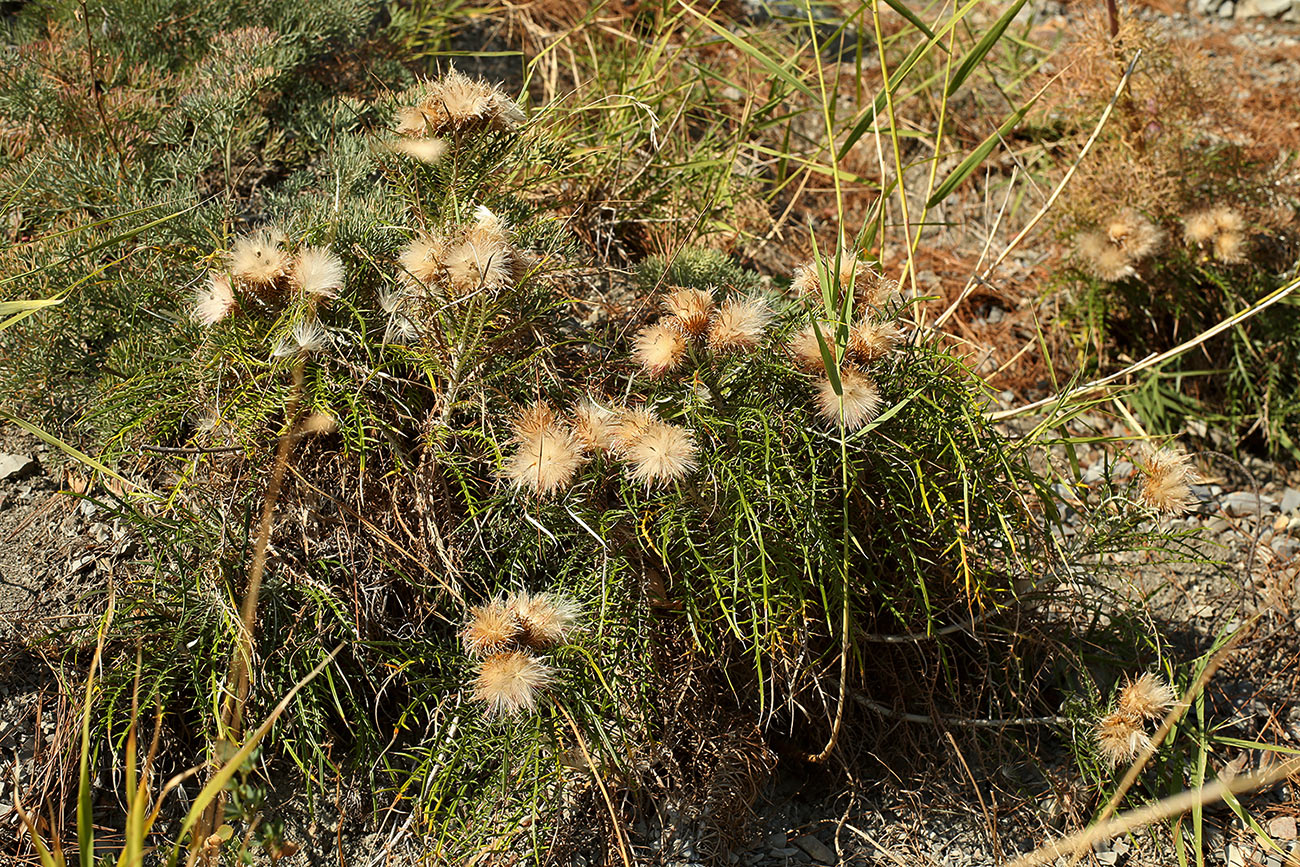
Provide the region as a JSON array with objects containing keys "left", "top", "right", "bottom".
[
  {"left": 990, "top": 275, "right": 1300, "bottom": 420},
  {"left": 931, "top": 52, "right": 1141, "bottom": 330},
  {"left": 1007, "top": 755, "right": 1300, "bottom": 867}
]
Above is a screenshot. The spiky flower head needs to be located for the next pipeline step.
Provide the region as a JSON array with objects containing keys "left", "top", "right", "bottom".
[
  {"left": 473, "top": 650, "right": 554, "bottom": 717},
  {"left": 633, "top": 320, "right": 687, "bottom": 378},
  {"left": 1075, "top": 231, "right": 1136, "bottom": 282},
  {"left": 444, "top": 232, "right": 513, "bottom": 296},
  {"left": 1137, "top": 444, "right": 1198, "bottom": 515},
  {"left": 229, "top": 229, "right": 288, "bottom": 290},
  {"left": 1095, "top": 711, "right": 1153, "bottom": 768},
  {"left": 1117, "top": 672, "right": 1176, "bottom": 721},
  {"left": 293, "top": 247, "right": 345, "bottom": 299},
  {"left": 1210, "top": 206, "right": 1244, "bottom": 234},
  {"left": 792, "top": 256, "right": 893, "bottom": 307},
  {"left": 503, "top": 426, "right": 585, "bottom": 497},
  {"left": 394, "top": 105, "right": 427, "bottom": 136},
  {"left": 662, "top": 287, "right": 715, "bottom": 337},
  {"left": 1105, "top": 210, "right": 1162, "bottom": 261},
  {"left": 1212, "top": 231, "right": 1245, "bottom": 263},
  {"left": 816, "top": 369, "right": 882, "bottom": 431},
  {"left": 398, "top": 234, "right": 445, "bottom": 286},
  {"left": 510, "top": 401, "right": 559, "bottom": 443},
  {"left": 707, "top": 296, "right": 771, "bottom": 353},
  {"left": 417, "top": 68, "right": 525, "bottom": 134},
  {"left": 624, "top": 420, "right": 699, "bottom": 488},
  {"left": 611, "top": 406, "right": 660, "bottom": 456},
  {"left": 571, "top": 399, "right": 617, "bottom": 454},
  {"left": 787, "top": 321, "right": 838, "bottom": 372},
  {"left": 1183, "top": 210, "right": 1219, "bottom": 245},
  {"left": 462, "top": 597, "right": 519, "bottom": 657},
  {"left": 271, "top": 319, "right": 328, "bottom": 358},
  {"left": 193, "top": 272, "right": 238, "bottom": 326},
  {"left": 847, "top": 318, "right": 902, "bottom": 363},
  {"left": 507, "top": 590, "right": 581, "bottom": 649}
]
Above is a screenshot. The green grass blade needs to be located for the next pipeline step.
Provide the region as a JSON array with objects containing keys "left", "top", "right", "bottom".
[
  {"left": 169, "top": 645, "right": 343, "bottom": 865},
  {"left": 879, "top": 0, "right": 938, "bottom": 40},
  {"left": 946, "top": 0, "right": 1029, "bottom": 97},
  {"left": 676, "top": 1, "right": 816, "bottom": 100},
  {"left": 925, "top": 95, "right": 1039, "bottom": 208},
  {"left": 0, "top": 410, "right": 144, "bottom": 496}
]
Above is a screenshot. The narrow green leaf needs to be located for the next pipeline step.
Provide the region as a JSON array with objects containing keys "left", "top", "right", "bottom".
[
  {"left": 880, "top": 0, "right": 937, "bottom": 40},
  {"left": 676, "top": 1, "right": 816, "bottom": 100},
  {"left": 169, "top": 645, "right": 343, "bottom": 865},
  {"left": 925, "top": 95, "right": 1039, "bottom": 208},
  {"left": 946, "top": 0, "right": 1029, "bottom": 97},
  {"left": 0, "top": 411, "right": 145, "bottom": 495}
]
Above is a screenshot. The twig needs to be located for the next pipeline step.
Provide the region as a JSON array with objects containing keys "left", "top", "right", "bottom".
[
  {"left": 553, "top": 700, "right": 632, "bottom": 867},
  {"left": 856, "top": 694, "right": 1070, "bottom": 728},
  {"left": 946, "top": 731, "right": 1002, "bottom": 861}
]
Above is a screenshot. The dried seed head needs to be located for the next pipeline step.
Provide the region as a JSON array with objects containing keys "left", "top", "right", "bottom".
[
  {"left": 611, "top": 406, "right": 659, "bottom": 455},
  {"left": 1137, "top": 444, "right": 1198, "bottom": 515},
  {"left": 1182, "top": 210, "right": 1219, "bottom": 245},
  {"left": 1106, "top": 210, "right": 1162, "bottom": 261},
  {"left": 193, "top": 272, "right": 238, "bottom": 326},
  {"left": 662, "top": 287, "right": 715, "bottom": 337},
  {"left": 816, "top": 369, "right": 883, "bottom": 431},
  {"left": 571, "top": 399, "right": 617, "bottom": 454},
  {"left": 707, "top": 296, "right": 771, "bottom": 353},
  {"left": 293, "top": 246, "right": 345, "bottom": 299},
  {"left": 417, "top": 69, "right": 524, "bottom": 134},
  {"left": 229, "top": 229, "right": 288, "bottom": 289},
  {"left": 462, "top": 597, "right": 519, "bottom": 657},
  {"left": 623, "top": 420, "right": 699, "bottom": 488},
  {"left": 510, "top": 401, "right": 559, "bottom": 443},
  {"left": 503, "top": 427, "right": 585, "bottom": 497},
  {"left": 633, "top": 320, "right": 687, "bottom": 378},
  {"left": 847, "top": 318, "right": 902, "bottom": 363},
  {"left": 444, "top": 233, "right": 513, "bottom": 295},
  {"left": 473, "top": 650, "right": 554, "bottom": 717},
  {"left": 394, "top": 106, "right": 427, "bottom": 136},
  {"left": 508, "top": 590, "right": 581, "bottom": 649},
  {"left": 1075, "top": 231, "right": 1136, "bottom": 282},
  {"left": 272, "top": 319, "right": 328, "bottom": 358},
  {"left": 787, "top": 321, "right": 837, "bottom": 371},
  {"left": 398, "top": 234, "right": 445, "bottom": 285},
  {"left": 1212, "top": 231, "right": 1245, "bottom": 263},
  {"left": 1117, "top": 672, "right": 1175, "bottom": 721},
  {"left": 1210, "top": 206, "right": 1244, "bottom": 235},
  {"left": 1095, "top": 711, "right": 1153, "bottom": 768}
]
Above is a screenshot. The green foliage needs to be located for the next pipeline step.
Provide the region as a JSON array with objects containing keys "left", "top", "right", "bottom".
[{"left": 0, "top": 0, "right": 407, "bottom": 429}]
